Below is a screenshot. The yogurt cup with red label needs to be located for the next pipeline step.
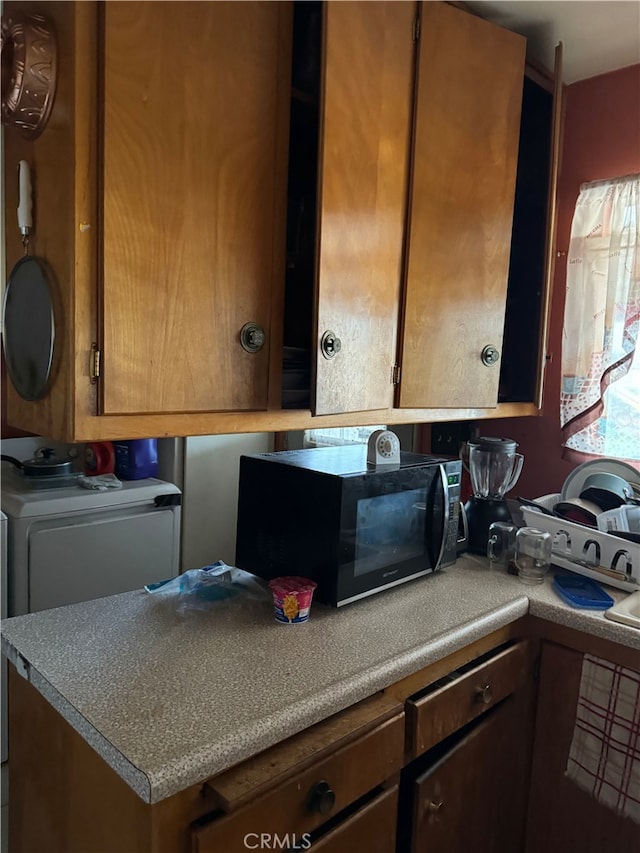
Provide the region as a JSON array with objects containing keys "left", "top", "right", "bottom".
[{"left": 268, "top": 576, "right": 317, "bottom": 624}]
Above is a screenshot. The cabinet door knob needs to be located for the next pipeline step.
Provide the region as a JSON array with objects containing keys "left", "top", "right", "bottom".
[
  {"left": 475, "top": 683, "right": 493, "bottom": 705},
  {"left": 320, "top": 330, "right": 342, "bottom": 359},
  {"left": 240, "top": 322, "right": 266, "bottom": 353},
  {"left": 480, "top": 345, "right": 500, "bottom": 366},
  {"left": 428, "top": 799, "right": 443, "bottom": 813},
  {"left": 307, "top": 780, "right": 336, "bottom": 815}
]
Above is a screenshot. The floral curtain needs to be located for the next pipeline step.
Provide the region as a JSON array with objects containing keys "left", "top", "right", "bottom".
[{"left": 561, "top": 174, "right": 640, "bottom": 457}]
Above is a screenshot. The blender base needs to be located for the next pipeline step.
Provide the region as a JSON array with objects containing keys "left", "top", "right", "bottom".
[{"left": 463, "top": 496, "right": 513, "bottom": 555}]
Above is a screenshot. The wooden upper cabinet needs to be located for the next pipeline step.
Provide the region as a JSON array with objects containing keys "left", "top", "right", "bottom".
[
  {"left": 398, "top": 2, "right": 526, "bottom": 409},
  {"left": 497, "top": 46, "right": 563, "bottom": 408},
  {"left": 100, "top": 1, "right": 291, "bottom": 415},
  {"left": 312, "top": 1, "right": 414, "bottom": 415}
]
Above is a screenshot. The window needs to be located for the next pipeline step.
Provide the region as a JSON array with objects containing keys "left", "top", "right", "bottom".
[
  {"left": 303, "top": 425, "right": 387, "bottom": 448},
  {"left": 560, "top": 174, "right": 640, "bottom": 460}
]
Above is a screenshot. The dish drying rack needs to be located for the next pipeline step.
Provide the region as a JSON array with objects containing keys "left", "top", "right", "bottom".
[{"left": 520, "top": 494, "right": 639, "bottom": 593}]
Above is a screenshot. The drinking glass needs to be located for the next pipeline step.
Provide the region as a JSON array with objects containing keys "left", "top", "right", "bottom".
[{"left": 515, "top": 527, "right": 552, "bottom": 585}]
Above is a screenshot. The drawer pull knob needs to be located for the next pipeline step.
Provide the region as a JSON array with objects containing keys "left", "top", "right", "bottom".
[
  {"left": 476, "top": 684, "right": 493, "bottom": 705},
  {"left": 307, "top": 780, "right": 336, "bottom": 815}
]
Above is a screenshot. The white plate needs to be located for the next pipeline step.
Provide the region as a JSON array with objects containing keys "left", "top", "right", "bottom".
[{"left": 561, "top": 459, "right": 640, "bottom": 502}]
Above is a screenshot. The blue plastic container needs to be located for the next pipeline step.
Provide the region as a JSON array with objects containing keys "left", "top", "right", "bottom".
[
  {"left": 114, "top": 439, "right": 158, "bottom": 480},
  {"left": 552, "top": 572, "right": 614, "bottom": 609}
]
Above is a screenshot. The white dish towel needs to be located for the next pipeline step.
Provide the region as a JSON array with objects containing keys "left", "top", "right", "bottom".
[{"left": 566, "top": 653, "right": 640, "bottom": 823}]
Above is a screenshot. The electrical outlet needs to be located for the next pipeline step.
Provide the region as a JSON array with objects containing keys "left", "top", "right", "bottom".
[{"left": 431, "top": 422, "right": 475, "bottom": 457}]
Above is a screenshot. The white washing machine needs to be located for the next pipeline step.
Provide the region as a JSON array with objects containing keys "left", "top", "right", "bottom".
[{"left": 1, "top": 475, "right": 181, "bottom": 617}]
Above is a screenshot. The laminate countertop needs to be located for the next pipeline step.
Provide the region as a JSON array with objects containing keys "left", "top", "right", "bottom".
[{"left": 2, "top": 556, "right": 638, "bottom": 804}]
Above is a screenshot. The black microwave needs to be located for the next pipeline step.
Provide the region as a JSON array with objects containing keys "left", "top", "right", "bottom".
[{"left": 235, "top": 446, "right": 462, "bottom": 606}]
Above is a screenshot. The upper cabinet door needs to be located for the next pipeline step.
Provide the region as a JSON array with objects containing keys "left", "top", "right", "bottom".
[
  {"left": 312, "top": 1, "right": 415, "bottom": 416},
  {"left": 100, "top": 1, "right": 291, "bottom": 415},
  {"left": 496, "top": 46, "right": 563, "bottom": 407},
  {"left": 534, "top": 44, "right": 563, "bottom": 409},
  {"left": 398, "top": 2, "right": 526, "bottom": 409}
]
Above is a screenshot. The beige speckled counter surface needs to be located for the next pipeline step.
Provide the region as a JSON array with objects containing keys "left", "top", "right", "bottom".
[{"left": 2, "top": 555, "right": 638, "bottom": 804}]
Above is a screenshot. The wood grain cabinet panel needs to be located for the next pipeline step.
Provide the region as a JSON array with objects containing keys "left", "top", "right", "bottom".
[
  {"left": 311, "top": 785, "right": 399, "bottom": 853},
  {"left": 525, "top": 641, "right": 639, "bottom": 853},
  {"left": 192, "top": 700, "right": 404, "bottom": 852},
  {"left": 2, "top": 0, "right": 547, "bottom": 440},
  {"left": 406, "top": 640, "right": 529, "bottom": 759},
  {"left": 101, "top": 1, "right": 291, "bottom": 415},
  {"left": 498, "top": 49, "right": 563, "bottom": 407},
  {"left": 408, "top": 695, "right": 529, "bottom": 853},
  {"left": 398, "top": 1, "right": 526, "bottom": 409},
  {"left": 312, "top": 0, "right": 414, "bottom": 415}
]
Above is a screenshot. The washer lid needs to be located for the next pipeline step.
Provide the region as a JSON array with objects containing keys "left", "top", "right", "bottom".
[{"left": 0, "top": 477, "right": 180, "bottom": 518}]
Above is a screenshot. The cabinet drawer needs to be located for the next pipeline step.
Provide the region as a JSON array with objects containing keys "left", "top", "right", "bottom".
[
  {"left": 312, "top": 785, "right": 399, "bottom": 853},
  {"left": 407, "top": 640, "right": 529, "bottom": 759},
  {"left": 192, "top": 696, "right": 404, "bottom": 852}
]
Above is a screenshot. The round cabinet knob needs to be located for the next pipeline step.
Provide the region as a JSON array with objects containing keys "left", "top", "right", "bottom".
[
  {"left": 481, "top": 345, "right": 500, "bottom": 366},
  {"left": 320, "top": 330, "right": 342, "bottom": 359},
  {"left": 475, "top": 683, "right": 493, "bottom": 705},
  {"left": 425, "top": 798, "right": 444, "bottom": 824},
  {"left": 307, "top": 780, "right": 336, "bottom": 815},
  {"left": 240, "top": 322, "right": 266, "bottom": 353}
]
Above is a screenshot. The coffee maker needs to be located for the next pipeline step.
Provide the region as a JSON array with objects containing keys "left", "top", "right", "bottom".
[{"left": 462, "top": 437, "right": 524, "bottom": 554}]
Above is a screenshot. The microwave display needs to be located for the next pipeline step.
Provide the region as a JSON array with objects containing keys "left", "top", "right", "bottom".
[{"left": 235, "top": 446, "right": 461, "bottom": 607}]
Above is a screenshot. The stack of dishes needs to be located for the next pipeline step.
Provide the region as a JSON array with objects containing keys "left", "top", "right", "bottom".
[
  {"left": 561, "top": 459, "right": 640, "bottom": 505},
  {"left": 519, "top": 459, "right": 640, "bottom": 593}
]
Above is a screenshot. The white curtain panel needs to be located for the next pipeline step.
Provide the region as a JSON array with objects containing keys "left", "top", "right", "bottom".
[{"left": 561, "top": 174, "right": 640, "bottom": 455}]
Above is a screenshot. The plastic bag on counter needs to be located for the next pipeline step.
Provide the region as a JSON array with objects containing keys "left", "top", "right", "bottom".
[
  {"left": 145, "top": 561, "right": 269, "bottom": 612},
  {"left": 78, "top": 473, "right": 123, "bottom": 491}
]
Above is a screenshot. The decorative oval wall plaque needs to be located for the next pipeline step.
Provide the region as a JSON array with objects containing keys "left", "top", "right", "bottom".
[{"left": 1, "top": 11, "right": 58, "bottom": 140}]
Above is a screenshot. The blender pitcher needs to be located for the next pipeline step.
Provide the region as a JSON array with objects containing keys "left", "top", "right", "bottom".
[
  {"left": 461, "top": 437, "right": 524, "bottom": 554},
  {"left": 467, "top": 437, "right": 524, "bottom": 499}
]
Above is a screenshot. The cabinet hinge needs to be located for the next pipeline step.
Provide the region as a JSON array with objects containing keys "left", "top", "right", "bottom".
[
  {"left": 90, "top": 343, "right": 101, "bottom": 383},
  {"left": 413, "top": 17, "right": 421, "bottom": 42},
  {"left": 391, "top": 364, "right": 401, "bottom": 385}
]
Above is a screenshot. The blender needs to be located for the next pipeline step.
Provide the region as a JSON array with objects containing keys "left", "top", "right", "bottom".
[{"left": 462, "top": 437, "right": 524, "bottom": 554}]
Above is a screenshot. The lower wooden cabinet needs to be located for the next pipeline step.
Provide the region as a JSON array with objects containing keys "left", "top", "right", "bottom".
[
  {"left": 525, "top": 640, "right": 639, "bottom": 853},
  {"left": 8, "top": 671, "right": 404, "bottom": 853},
  {"left": 402, "top": 695, "right": 530, "bottom": 853},
  {"left": 192, "top": 695, "right": 404, "bottom": 853},
  {"left": 196, "top": 786, "right": 399, "bottom": 853},
  {"left": 16, "top": 619, "right": 639, "bottom": 853},
  {"left": 396, "top": 635, "right": 534, "bottom": 853},
  {"left": 310, "top": 786, "right": 399, "bottom": 853}
]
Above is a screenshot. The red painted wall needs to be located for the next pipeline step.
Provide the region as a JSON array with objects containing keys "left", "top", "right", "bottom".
[{"left": 484, "top": 64, "right": 640, "bottom": 499}]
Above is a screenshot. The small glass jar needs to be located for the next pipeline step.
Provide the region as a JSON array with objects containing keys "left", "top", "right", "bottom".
[{"left": 515, "top": 527, "right": 552, "bottom": 585}]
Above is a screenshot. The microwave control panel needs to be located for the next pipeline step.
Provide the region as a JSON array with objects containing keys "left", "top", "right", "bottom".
[{"left": 443, "top": 464, "right": 462, "bottom": 564}]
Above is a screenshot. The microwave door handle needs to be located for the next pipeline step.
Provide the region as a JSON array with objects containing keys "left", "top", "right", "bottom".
[{"left": 434, "top": 465, "right": 450, "bottom": 569}]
